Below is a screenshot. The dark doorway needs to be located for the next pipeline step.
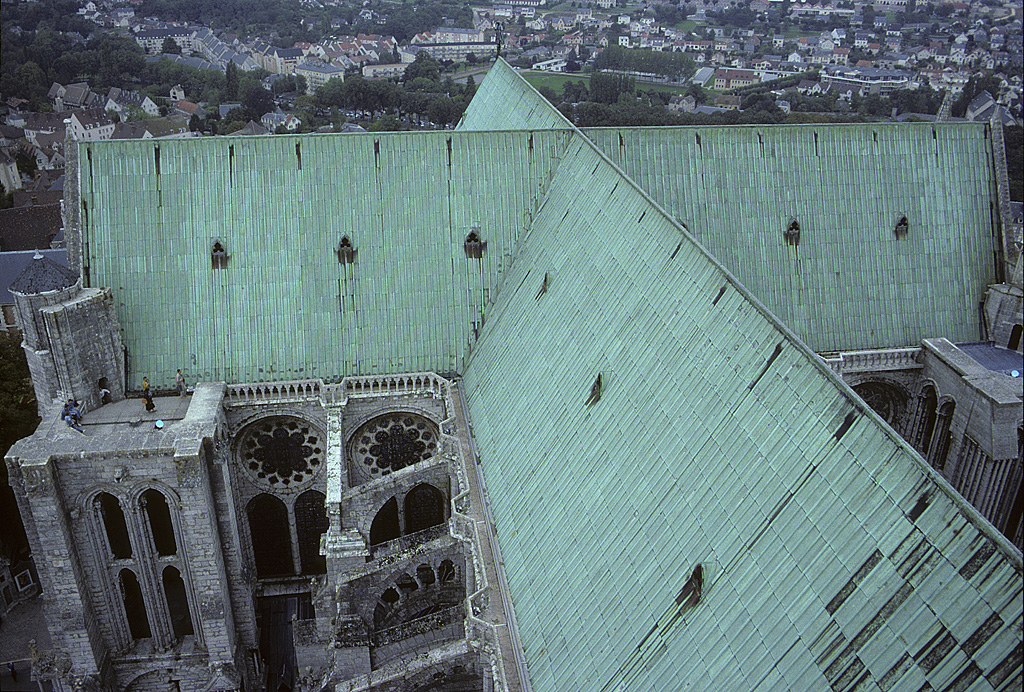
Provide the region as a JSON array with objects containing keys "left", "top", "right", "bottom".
[
  {"left": 295, "top": 490, "right": 327, "bottom": 575},
  {"left": 257, "top": 594, "right": 313, "bottom": 692}
]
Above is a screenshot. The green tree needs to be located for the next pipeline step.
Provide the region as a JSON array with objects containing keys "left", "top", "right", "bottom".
[
  {"left": 403, "top": 52, "right": 441, "bottom": 84},
  {"left": 0, "top": 332, "right": 39, "bottom": 564},
  {"left": 162, "top": 36, "right": 182, "bottom": 55},
  {"left": 240, "top": 82, "right": 275, "bottom": 121},
  {"left": 225, "top": 61, "right": 239, "bottom": 101},
  {"left": 590, "top": 72, "right": 635, "bottom": 104},
  {"left": 315, "top": 77, "right": 346, "bottom": 112},
  {"left": 951, "top": 74, "right": 1002, "bottom": 117},
  {"left": 368, "top": 114, "right": 402, "bottom": 131}
]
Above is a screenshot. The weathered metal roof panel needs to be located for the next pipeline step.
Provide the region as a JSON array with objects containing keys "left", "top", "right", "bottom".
[
  {"left": 583, "top": 123, "right": 997, "bottom": 352},
  {"left": 464, "top": 131, "right": 1021, "bottom": 692},
  {"left": 78, "top": 129, "right": 572, "bottom": 387},
  {"left": 458, "top": 59, "right": 574, "bottom": 132}
]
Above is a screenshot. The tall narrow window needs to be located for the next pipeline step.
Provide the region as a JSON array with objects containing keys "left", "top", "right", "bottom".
[
  {"left": 915, "top": 385, "right": 938, "bottom": 456},
  {"left": 370, "top": 497, "right": 400, "bottom": 546},
  {"left": 98, "top": 493, "right": 132, "bottom": 559},
  {"left": 295, "top": 490, "right": 328, "bottom": 575},
  {"left": 142, "top": 489, "right": 177, "bottom": 556},
  {"left": 404, "top": 484, "right": 445, "bottom": 535},
  {"left": 162, "top": 566, "right": 194, "bottom": 638},
  {"left": 928, "top": 401, "right": 956, "bottom": 471},
  {"left": 247, "top": 494, "right": 294, "bottom": 579},
  {"left": 120, "top": 569, "right": 151, "bottom": 640}
]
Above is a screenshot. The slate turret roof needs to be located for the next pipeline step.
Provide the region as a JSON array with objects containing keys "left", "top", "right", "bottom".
[{"left": 8, "top": 251, "right": 77, "bottom": 295}]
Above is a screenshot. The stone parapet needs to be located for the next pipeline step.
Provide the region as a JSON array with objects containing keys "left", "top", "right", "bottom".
[
  {"left": 820, "top": 346, "right": 923, "bottom": 375},
  {"left": 224, "top": 372, "right": 450, "bottom": 408}
]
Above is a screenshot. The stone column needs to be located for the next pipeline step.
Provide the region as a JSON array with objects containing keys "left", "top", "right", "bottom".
[{"left": 7, "top": 456, "right": 107, "bottom": 686}]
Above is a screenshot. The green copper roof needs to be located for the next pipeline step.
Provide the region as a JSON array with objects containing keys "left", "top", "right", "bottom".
[
  {"left": 583, "top": 124, "right": 997, "bottom": 351},
  {"left": 458, "top": 59, "right": 573, "bottom": 132},
  {"left": 79, "top": 130, "right": 573, "bottom": 387},
  {"left": 463, "top": 124, "right": 1022, "bottom": 692}
]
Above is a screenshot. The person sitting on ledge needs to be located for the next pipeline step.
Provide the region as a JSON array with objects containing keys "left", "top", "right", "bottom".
[{"left": 61, "top": 399, "right": 84, "bottom": 432}]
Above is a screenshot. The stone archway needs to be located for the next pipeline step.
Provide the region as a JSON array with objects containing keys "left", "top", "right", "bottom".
[{"left": 852, "top": 380, "right": 909, "bottom": 429}]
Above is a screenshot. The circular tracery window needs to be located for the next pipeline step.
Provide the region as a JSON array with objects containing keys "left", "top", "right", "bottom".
[
  {"left": 350, "top": 413, "right": 437, "bottom": 480},
  {"left": 239, "top": 417, "right": 323, "bottom": 489}
]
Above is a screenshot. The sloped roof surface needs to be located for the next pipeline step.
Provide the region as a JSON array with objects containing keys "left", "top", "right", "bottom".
[
  {"left": 78, "top": 129, "right": 572, "bottom": 386},
  {"left": 8, "top": 251, "right": 76, "bottom": 295},
  {"left": 458, "top": 59, "right": 573, "bottom": 132},
  {"left": 73, "top": 59, "right": 1022, "bottom": 691},
  {"left": 461, "top": 62, "right": 999, "bottom": 352},
  {"left": 462, "top": 99, "right": 1022, "bottom": 692},
  {"left": 584, "top": 123, "right": 997, "bottom": 351}
]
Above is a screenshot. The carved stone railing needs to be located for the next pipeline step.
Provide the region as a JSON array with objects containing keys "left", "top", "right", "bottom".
[
  {"left": 369, "top": 523, "right": 449, "bottom": 559},
  {"left": 224, "top": 372, "right": 450, "bottom": 408},
  {"left": 820, "top": 347, "right": 923, "bottom": 376},
  {"left": 225, "top": 379, "right": 324, "bottom": 405},
  {"left": 371, "top": 603, "right": 465, "bottom": 647}
]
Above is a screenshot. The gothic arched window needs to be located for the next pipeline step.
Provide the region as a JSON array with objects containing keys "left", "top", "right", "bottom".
[
  {"left": 295, "top": 490, "right": 328, "bottom": 575},
  {"left": 98, "top": 492, "right": 132, "bottom": 559},
  {"left": 162, "top": 566, "right": 194, "bottom": 638},
  {"left": 370, "top": 497, "right": 400, "bottom": 546},
  {"left": 142, "top": 489, "right": 177, "bottom": 556},
  {"left": 404, "top": 484, "right": 446, "bottom": 535},
  {"left": 915, "top": 385, "right": 938, "bottom": 456},
  {"left": 120, "top": 568, "right": 151, "bottom": 640},
  {"left": 247, "top": 494, "right": 294, "bottom": 578}
]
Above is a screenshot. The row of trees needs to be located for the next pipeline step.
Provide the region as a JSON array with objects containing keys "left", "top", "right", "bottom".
[
  {"left": 134, "top": 0, "right": 474, "bottom": 46},
  {"left": 298, "top": 55, "right": 475, "bottom": 130},
  {"left": 594, "top": 46, "right": 696, "bottom": 81}
]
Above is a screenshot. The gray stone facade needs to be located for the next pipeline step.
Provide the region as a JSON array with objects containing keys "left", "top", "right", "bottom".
[{"left": 6, "top": 370, "right": 505, "bottom": 692}]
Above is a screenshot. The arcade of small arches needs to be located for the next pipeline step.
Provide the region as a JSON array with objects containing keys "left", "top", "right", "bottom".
[
  {"left": 853, "top": 379, "right": 958, "bottom": 471},
  {"left": 89, "top": 487, "right": 196, "bottom": 648},
  {"left": 368, "top": 484, "right": 448, "bottom": 549},
  {"left": 371, "top": 558, "right": 463, "bottom": 633}
]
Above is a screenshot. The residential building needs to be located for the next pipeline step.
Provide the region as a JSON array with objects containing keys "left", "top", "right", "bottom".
[{"left": 295, "top": 62, "right": 346, "bottom": 94}]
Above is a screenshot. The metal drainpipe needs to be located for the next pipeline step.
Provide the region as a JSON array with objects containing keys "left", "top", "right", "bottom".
[{"left": 454, "top": 379, "right": 533, "bottom": 692}]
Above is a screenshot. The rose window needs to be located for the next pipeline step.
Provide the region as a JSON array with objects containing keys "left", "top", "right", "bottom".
[
  {"left": 350, "top": 413, "right": 438, "bottom": 482},
  {"left": 239, "top": 417, "right": 323, "bottom": 489}
]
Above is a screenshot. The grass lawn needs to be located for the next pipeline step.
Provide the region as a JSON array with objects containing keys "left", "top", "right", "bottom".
[
  {"left": 522, "top": 71, "right": 691, "bottom": 98},
  {"left": 674, "top": 19, "right": 697, "bottom": 33}
]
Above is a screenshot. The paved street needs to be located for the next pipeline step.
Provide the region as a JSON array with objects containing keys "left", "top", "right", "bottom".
[{"left": 0, "top": 597, "right": 53, "bottom": 691}]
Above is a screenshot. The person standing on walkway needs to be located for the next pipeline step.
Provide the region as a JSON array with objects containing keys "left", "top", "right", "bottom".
[
  {"left": 142, "top": 377, "right": 156, "bottom": 412},
  {"left": 176, "top": 369, "right": 186, "bottom": 396}
]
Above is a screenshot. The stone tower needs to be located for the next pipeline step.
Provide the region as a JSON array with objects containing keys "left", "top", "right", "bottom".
[{"left": 10, "top": 252, "right": 125, "bottom": 412}]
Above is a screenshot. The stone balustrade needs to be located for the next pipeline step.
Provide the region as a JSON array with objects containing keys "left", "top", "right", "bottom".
[
  {"left": 820, "top": 347, "right": 923, "bottom": 376},
  {"left": 223, "top": 371, "right": 451, "bottom": 408},
  {"left": 371, "top": 603, "right": 465, "bottom": 647},
  {"left": 369, "top": 523, "right": 449, "bottom": 559}
]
